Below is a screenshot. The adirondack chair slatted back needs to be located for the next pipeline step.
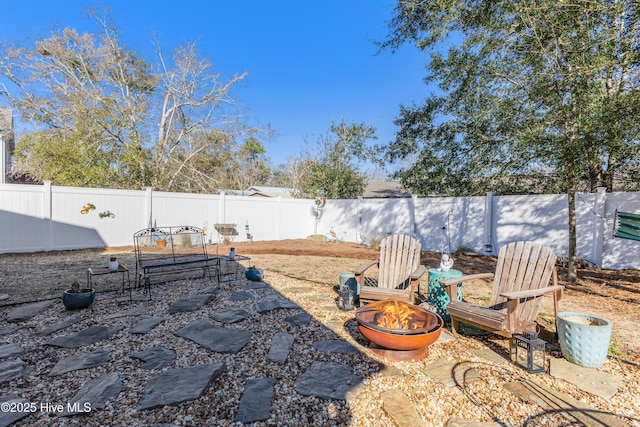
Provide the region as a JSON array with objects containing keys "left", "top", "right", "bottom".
[
  {"left": 489, "top": 241, "right": 557, "bottom": 323},
  {"left": 378, "top": 234, "right": 421, "bottom": 289}
]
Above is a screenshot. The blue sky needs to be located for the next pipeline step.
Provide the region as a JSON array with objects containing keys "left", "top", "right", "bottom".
[{"left": 1, "top": 1, "right": 429, "bottom": 169}]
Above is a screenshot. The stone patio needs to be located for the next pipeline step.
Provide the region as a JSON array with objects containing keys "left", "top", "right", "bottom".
[{"left": 0, "top": 273, "right": 632, "bottom": 426}]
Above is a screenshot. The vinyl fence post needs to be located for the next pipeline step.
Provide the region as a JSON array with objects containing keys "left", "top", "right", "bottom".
[
  {"left": 483, "top": 192, "right": 494, "bottom": 254},
  {"left": 144, "top": 187, "right": 153, "bottom": 229},
  {"left": 590, "top": 187, "right": 606, "bottom": 267},
  {"left": 276, "top": 196, "right": 282, "bottom": 240},
  {"left": 410, "top": 194, "right": 419, "bottom": 241},
  {"left": 219, "top": 191, "right": 226, "bottom": 224},
  {"left": 43, "top": 181, "right": 52, "bottom": 251}
]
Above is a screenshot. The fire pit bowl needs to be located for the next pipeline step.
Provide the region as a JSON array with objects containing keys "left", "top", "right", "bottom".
[{"left": 355, "top": 299, "right": 443, "bottom": 351}]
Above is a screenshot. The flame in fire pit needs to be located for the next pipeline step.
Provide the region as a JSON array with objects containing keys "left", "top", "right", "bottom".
[
  {"left": 355, "top": 299, "right": 440, "bottom": 336},
  {"left": 374, "top": 300, "right": 423, "bottom": 330},
  {"left": 354, "top": 299, "right": 444, "bottom": 356}
]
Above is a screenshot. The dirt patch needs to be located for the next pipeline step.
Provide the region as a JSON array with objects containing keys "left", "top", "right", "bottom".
[{"left": 1, "top": 237, "right": 638, "bottom": 363}]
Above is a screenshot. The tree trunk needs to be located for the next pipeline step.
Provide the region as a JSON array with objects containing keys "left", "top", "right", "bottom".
[
  {"left": 588, "top": 163, "right": 602, "bottom": 192},
  {"left": 606, "top": 157, "right": 616, "bottom": 192},
  {"left": 567, "top": 170, "right": 578, "bottom": 283}
]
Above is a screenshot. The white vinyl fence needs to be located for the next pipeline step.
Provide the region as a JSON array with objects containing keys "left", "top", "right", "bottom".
[{"left": 1, "top": 182, "right": 639, "bottom": 270}]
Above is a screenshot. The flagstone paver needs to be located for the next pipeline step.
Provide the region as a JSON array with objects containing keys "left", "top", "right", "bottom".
[
  {"left": 49, "top": 351, "right": 112, "bottom": 376},
  {"left": 0, "top": 326, "right": 22, "bottom": 336},
  {"left": 7, "top": 301, "right": 53, "bottom": 322},
  {"left": 228, "top": 292, "right": 253, "bottom": 302},
  {"left": 286, "top": 287, "right": 311, "bottom": 294},
  {"left": 381, "top": 388, "right": 424, "bottom": 426},
  {"left": 267, "top": 333, "right": 295, "bottom": 364},
  {"left": 198, "top": 286, "right": 222, "bottom": 295},
  {"left": 436, "top": 329, "right": 455, "bottom": 343},
  {"left": 167, "top": 295, "right": 212, "bottom": 314},
  {"left": 325, "top": 304, "right": 342, "bottom": 312},
  {"left": 304, "top": 294, "right": 332, "bottom": 303},
  {"left": 284, "top": 312, "right": 311, "bottom": 327},
  {"left": 62, "top": 372, "right": 123, "bottom": 416},
  {"left": 312, "top": 340, "right": 359, "bottom": 354},
  {"left": 0, "top": 359, "right": 25, "bottom": 384},
  {"left": 45, "top": 325, "right": 123, "bottom": 348},
  {"left": 254, "top": 299, "right": 300, "bottom": 313},
  {"left": 131, "top": 346, "right": 176, "bottom": 369},
  {"left": 235, "top": 378, "right": 276, "bottom": 423},
  {"left": 469, "top": 348, "right": 510, "bottom": 365},
  {"left": 211, "top": 307, "right": 250, "bottom": 323},
  {"left": 103, "top": 307, "right": 151, "bottom": 319},
  {"left": 504, "top": 380, "right": 627, "bottom": 427},
  {"left": 137, "top": 363, "right": 225, "bottom": 410},
  {"left": 0, "top": 343, "right": 23, "bottom": 359},
  {"left": 130, "top": 317, "right": 165, "bottom": 334},
  {"left": 445, "top": 418, "right": 501, "bottom": 427},
  {"left": 424, "top": 359, "right": 481, "bottom": 387},
  {"left": 549, "top": 357, "right": 623, "bottom": 400},
  {"left": 294, "top": 361, "right": 362, "bottom": 400},
  {"left": 175, "top": 319, "right": 253, "bottom": 353},
  {"left": 35, "top": 316, "right": 84, "bottom": 336},
  {"left": 0, "top": 395, "right": 31, "bottom": 427},
  {"left": 243, "top": 283, "right": 269, "bottom": 290}
]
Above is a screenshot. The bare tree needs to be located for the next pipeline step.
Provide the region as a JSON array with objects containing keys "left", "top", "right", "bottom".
[
  {"left": 269, "top": 155, "right": 313, "bottom": 197},
  {"left": 153, "top": 41, "right": 249, "bottom": 192},
  {"left": 0, "top": 9, "right": 258, "bottom": 192}
]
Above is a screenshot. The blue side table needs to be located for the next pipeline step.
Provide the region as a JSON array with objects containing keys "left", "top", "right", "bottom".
[{"left": 425, "top": 268, "right": 463, "bottom": 322}]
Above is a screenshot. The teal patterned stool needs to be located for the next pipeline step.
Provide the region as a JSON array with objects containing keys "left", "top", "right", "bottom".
[{"left": 426, "top": 268, "right": 462, "bottom": 322}]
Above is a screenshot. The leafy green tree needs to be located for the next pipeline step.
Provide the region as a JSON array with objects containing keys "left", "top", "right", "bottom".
[
  {"left": 0, "top": 14, "right": 154, "bottom": 188},
  {"left": 380, "top": 0, "right": 640, "bottom": 281},
  {"left": 228, "top": 137, "right": 270, "bottom": 190},
  {"left": 300, "top": 120, "right": 379, "bottom": 199},
  {"left": 0, "top": 9, "right": 254, "bottom": 192}
]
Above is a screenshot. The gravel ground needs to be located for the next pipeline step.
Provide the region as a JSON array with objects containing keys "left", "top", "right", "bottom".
[
  {"left": 0, "top": 270, "right": 638, "bottom": 426},
  {"left": 1, "top": 241, "right": 638, "bottom": 426}
]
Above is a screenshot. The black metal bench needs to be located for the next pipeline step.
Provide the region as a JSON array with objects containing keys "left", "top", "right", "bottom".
[{"left": 133, "top": 226, "right": 219, "bottom": 298}]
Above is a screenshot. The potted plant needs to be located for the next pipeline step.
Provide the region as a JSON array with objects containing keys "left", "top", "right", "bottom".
[
  {"left": 108, "top": 256, "right": 119, "bottom": 272},
  {"left": 150, "top": 229, "right": 169, "bottom": 247},
  {"left": 557, "top": 312, "right": 612, "bottom": 368},
  {"left": 62, "top": 281, "right": 95, "bottom": 310},
  {"left": 245, "top": 266, "right": 264, "bottom": 281}
]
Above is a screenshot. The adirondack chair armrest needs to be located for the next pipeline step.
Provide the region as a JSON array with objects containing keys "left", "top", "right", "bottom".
[
  {"left": 500, "top": 285, "right": 564, "bottom": 300},
  {"left": 410, "top": 265, "right": 426, "bottom": 280},
  {"left": 353, "top": 260, "right": 379, "bottom": 276},
  {"left": 441, "top": 273, "right": 495, "bottom": 287},
  {"left": 441, "top": 272, "right": 494, "bottom": 303}
]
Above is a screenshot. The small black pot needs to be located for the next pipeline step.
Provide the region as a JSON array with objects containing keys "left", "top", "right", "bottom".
[{"left": 62, "top": 289, "right": 95, "bottom": 309}]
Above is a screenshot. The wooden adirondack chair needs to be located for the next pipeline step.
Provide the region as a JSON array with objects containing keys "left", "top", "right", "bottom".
[
  {"left": 353, "top": 234, "right": 425, "bottom": 304},
  {"left": 443, "top": 241, "right": 564, "bottom": 339}
]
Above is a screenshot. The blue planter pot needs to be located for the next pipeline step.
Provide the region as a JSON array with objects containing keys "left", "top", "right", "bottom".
[
  {"left": 557, "top": 312, "right": 612, "bottom": 368},
  {"left": 62, "top": 289, "right": 95, "bottom": 310},
  {"left": 245, "top": 268, "right": 264, "bottom": 282}
]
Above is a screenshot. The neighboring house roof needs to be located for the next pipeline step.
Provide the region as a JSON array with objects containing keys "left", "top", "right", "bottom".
[
  {"left": 213, "top": 186, "right": 294, "bottom": 197},
  {"left": 363, "top": 181, "right": 412, "bottom": 198},
  {"left": 245, "top": 186, "right": 295, "bottom": 198}
]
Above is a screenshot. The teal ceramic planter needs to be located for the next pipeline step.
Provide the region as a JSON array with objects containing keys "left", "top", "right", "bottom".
[
  {"left": 245, "top": 268, "right": 264, "bottom": 282},
  {"left": 62, "top": 289, "right": 95, "bottom": 310},
  {"left": 557, "top": 312, "right": 612, "bottom": 368}
]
